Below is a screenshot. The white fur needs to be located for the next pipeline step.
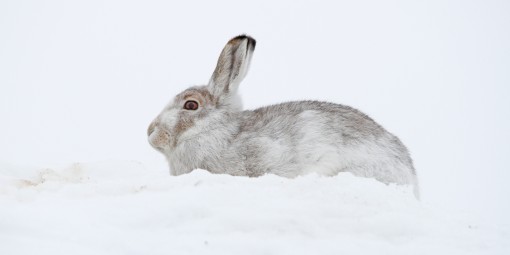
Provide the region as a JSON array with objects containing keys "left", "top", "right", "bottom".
[{"left": 148, "top": 35, "right": 420, "bottom": 198}]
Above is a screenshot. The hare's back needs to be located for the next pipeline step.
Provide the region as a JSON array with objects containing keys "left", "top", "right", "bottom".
[
  {"left": 236, "top": 101, "right": 414, "bottom": 182},
  {"left": 240, "top": 100, "right": 386, "bottom": 141}
]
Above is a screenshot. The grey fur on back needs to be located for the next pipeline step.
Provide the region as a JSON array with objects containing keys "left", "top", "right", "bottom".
[{"left": 148, "top": 35, "right": 419, "bottom": 198}]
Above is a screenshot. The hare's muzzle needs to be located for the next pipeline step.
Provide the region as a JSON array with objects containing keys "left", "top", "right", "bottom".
[
  {"left": 147, "top": 121, "right": 156, "bottom": 137},
  {"left": 147, "top": 120, "right": 170, "bottom": 151}
]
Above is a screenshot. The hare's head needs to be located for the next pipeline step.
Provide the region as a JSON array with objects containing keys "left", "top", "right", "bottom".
[{"left": 148, "top": 35, "right": 256, "bottom": 152}]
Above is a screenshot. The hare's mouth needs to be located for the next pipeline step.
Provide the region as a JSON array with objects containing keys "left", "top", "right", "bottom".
[{"left": 148, "top": 128, "right": 171, "bottom": 152}]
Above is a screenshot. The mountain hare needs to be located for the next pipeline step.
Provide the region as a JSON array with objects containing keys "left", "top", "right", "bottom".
[{"left": 148, "top": 35, "right": 419, "bottom": 197}]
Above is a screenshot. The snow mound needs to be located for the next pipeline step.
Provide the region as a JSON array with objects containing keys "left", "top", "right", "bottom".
[{"left": 0, "top": 161, "right": 508, "bottom": 255}]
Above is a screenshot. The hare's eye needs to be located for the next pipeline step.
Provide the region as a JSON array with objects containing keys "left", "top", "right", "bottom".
[{"left": 184, "top": 100, "right": 199, "bottom": 110}]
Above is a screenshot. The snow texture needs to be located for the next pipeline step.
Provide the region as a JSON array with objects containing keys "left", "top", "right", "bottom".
[
  {"left": 0, "top": 161, "right": 508, "bottom": 254},
  {"left": 1, "top": 0, "right": 509, "bottom": 253}
]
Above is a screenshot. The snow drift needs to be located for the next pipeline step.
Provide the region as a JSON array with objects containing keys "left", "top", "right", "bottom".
[{"left": 0, "top": 161, "right": 508, "bottom": 255}]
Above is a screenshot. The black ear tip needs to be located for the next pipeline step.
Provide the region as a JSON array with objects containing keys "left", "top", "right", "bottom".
[{"left": 229, "top": 34, "right": 256, "bottom": 49}]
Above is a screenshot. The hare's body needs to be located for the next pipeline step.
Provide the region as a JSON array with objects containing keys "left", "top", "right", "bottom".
[
  {"left": 148, "top": 35, "right": 419, "bottom": 197},
  {"left": 169, "top": 100, "right": 416, "bottom": 185}
]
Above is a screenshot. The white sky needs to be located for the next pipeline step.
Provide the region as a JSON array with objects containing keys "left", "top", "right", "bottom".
[{"left": 1, "top": 0, "right": 509, "bottom": 221}]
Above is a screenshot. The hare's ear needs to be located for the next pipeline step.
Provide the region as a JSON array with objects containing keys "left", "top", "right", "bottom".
[{"left": 208, "top": 35, "right": 256, "bottom": 98}]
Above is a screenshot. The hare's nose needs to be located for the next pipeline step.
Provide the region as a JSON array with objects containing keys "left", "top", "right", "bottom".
[{"left": 147, "top": 121, "right": 157, "bottom": 136}]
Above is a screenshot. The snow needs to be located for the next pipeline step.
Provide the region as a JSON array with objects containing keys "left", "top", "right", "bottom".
[
  {"left": 1, "top": 161, "right": 508, "bottom": 254},
  {"left": 1, "top": 0, "right": 509, "bottom": 253}
]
